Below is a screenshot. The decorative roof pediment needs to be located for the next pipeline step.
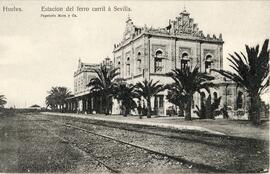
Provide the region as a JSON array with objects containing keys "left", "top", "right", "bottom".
[
  {"left": 123, "top": 17, "right": 136, "bottom": 41},
  {"left": 114, "top": 9, "right": 223, "bottom": 51},
  {"left": 169, "top": 10, "right": 203, "bottom": 37}
]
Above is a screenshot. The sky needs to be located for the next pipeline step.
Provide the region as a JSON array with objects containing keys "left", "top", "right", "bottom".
[{"left": 0, "top": 1, "right": 270, "bottom": 108}]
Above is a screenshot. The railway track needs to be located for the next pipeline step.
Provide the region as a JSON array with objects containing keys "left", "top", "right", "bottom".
[
  {"left": 50, "top": 116, "right": 233, "bottom": 150},
  {"left": 30, "top": 115, "right": 228, "bottom": 173},
  {"left": 36, "top": 121, "right": 121, "bottom": 173}
]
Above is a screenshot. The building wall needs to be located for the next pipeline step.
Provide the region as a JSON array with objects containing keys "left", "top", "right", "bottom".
[
  {"left": 114, "top": 37, "right": 145, "bottom": 79},
  {"left": 115, "top": 39, "right": 223, "bottom": 80},
  {"left": 74, "top": 58, "right": 113, "bottom": 95},
  {"left": 74, "top": 63, "right": 97, "bottom": 95}
]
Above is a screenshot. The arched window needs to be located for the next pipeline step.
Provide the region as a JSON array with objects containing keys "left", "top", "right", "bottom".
[
  {"left": 137, "top": 52, "right": 142, "bottom": 73},
  {"left": 155, "top": 50, "right": 163, "bottom": 72},
  {"left": 181, "top": 52, "right": 190, "bottom": 69},
  {"left": 156, "top": 50, "right": 163, "bottom": 58},
  {"left": 182, "top": 52, "right": 189, "bottom": 59},
  {"left": 126, "top": 57, "right": 130, "bottom": 76},
  {"left": 236, "top": 91, "right": 243, "bottom": 109},
  {"left": 205, "top": 55, "right": 212, "bottom": 73}
]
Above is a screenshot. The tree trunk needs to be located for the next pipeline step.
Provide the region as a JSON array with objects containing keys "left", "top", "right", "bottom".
[
  {"left": 185, "top": 97, "right": 192, "bottom": 120},
  {"left": 123, "top": 104, "right": 127, "bottom": 117},
  {"left": 246, "top": 96, "right": 252, "bottom": 121},
  {"left": 105, "top": 96, "right": 110, "bottom": 115},
  {"left": 249, "top": 93, "right": 261, "bottom": 125},
  {"left": 147, "top": 98, "right": 151, "bottom": 118},
  {"left": 125, "top": 107, "right": 129, "bottom": 117}
]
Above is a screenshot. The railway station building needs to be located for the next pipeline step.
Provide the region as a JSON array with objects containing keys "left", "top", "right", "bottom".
[
  {"left": 111, "top": 10, "right": 250, "bottom": 119},
  {"left": 66, "top": 9, "right": 267, "bottom": 120}
]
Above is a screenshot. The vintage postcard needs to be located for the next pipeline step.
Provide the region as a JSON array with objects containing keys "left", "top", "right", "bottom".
[{"left": 0, "top": 0, "right": 269, "bottom": 173}]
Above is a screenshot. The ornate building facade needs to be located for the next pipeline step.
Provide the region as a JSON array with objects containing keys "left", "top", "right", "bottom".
[{"left": 112, "top": 10, "right": 249, "bottom": 118}]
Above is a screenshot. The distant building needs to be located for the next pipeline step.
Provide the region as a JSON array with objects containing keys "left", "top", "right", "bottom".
[
  {"left": 66, "top": 57, "right": 113, "bottom": 113},
  {"left": 29, "top": 104, "right": 42, "bottom": 110}
]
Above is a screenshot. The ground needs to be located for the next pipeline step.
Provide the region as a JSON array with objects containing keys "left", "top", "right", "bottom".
[{"left": 0, "top": 112, "right": 269, "bottom": 173}]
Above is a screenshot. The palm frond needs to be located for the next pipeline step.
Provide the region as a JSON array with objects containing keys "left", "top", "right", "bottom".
[
  {"left": 214, "top": 39, "right": 269, "bottom": 95},
  {"left": 135, "top": 79, "right": 165, "bottom": 99},
  {"left": 166, "top": 66, "right": 215, "bottom": 110}
]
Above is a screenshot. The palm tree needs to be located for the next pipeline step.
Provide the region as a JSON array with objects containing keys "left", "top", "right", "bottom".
[
  {"left": 87, "top": 64, "right": 119, "bottom": 115},
  {"left": 213, "top": 39, "right": 269, "bottom": 125},
  {"left": 46, "top": 86, "right": 72, "bottom": 111},
  {"left": 0, "top": 95, "right": 7, "bottom": 108},
  {"left": 46, "top": 87, "right": 59, "bottom": 110},
  {"left": 46, "top": 94, "right": 56, "bottom": 110},
  {"left": 135, "top": 79, "right": 164, "bottom": 118},
  {"left": 57, "top": 87, "right": 72, "bottom": 111},
  {"left": 166, "top": 66, "right": 214, "bottom": 120},
  {"left": 166, "top": 85, "right": 187, "bottom": 116},
  {"left": 115, "top": 83, "right": 138, "bottom": 116}
]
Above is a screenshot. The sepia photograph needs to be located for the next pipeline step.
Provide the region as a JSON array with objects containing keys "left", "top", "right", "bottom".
[{"left": 0, "top": 0, "right": 269, "bottom": 173}]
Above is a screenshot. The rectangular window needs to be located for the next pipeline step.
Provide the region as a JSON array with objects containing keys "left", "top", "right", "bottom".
[
  {"left": 159, "top": 95, "right": 164, "bottom": 108},
  {"left": 126, "top": 64, "right": 130, "bottom": 76},
  {"left": 205, "top": 62, "right": 212, "bottom": 73},
  {"left": 181, "top": 59, "right": 189, "bottom": 69},
  {"left": 137, "top": 59, "right": 142, "bottom": 73},
  {"left": 154, "top": 96, "right": 158, "bottom": 109},
  {"left": 155, "top": 58, "right": 162, "bottom": 72},
  {"left": 154, "top": 95, "right": 164, "bottom": 108}
]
